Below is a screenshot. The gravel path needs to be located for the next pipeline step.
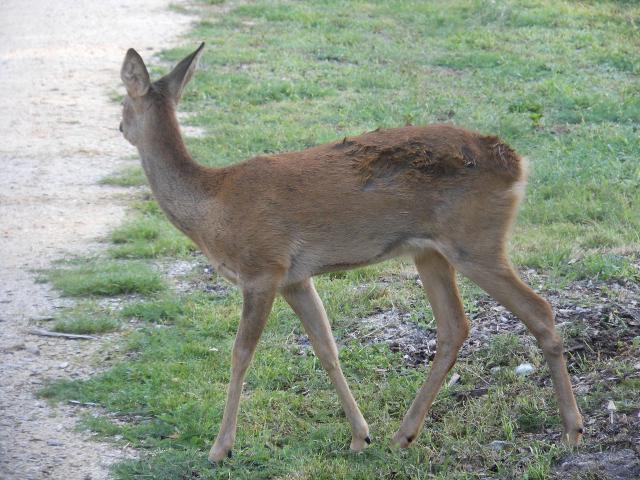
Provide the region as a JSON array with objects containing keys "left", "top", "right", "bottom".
[{"left": 0, "top": 2, "right": 191, "bottom": 478}]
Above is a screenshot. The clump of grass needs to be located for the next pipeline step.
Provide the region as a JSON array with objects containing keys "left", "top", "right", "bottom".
[
  {"left": 47, "top": 301, "right": 121, "bottom": 334},
  {"left": 121, "top": 295, "right": 185, "bottom": 323},
  {"left": 132, "top": 198, "right": 164, "bottom": 217},
  {"left": 53, "top": 316, "right": 120, "bottom": 334},
  {"left": 111, "top": 218, "right": 160, "bottom": 243},
  {"left": 47, "top": 261, "right": 165, "bottom": 296},
  {"left": 561, "top": 253, "right": 639, "bottom": 282},
  {"left": 478, "top": 333, "right": 530, "bottom": 369},
  {"left": 100, "top": 165, "right": 147, "bottom": 187},
  {"left": 109, "top": 217, "right": 196, "bottom": 259},
  {"left": 516, "top": 396, "right": 558, "bottom": 433}
]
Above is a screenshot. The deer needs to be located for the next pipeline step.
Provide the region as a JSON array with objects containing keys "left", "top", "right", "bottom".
[{"left": 119, "top": 43, "right": 584, "bottom": 463}]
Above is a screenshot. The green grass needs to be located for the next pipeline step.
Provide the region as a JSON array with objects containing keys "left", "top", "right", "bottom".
[
  {"left": 53, "top": 316, "right": 121, "bottom": 334},
  {"left": 109, "top": 217, "right": 196, "bottom": 259},
  {"left": 49, "top": 301, "right": 122, "bottom": 334},
  {"left": 100, "top": 165, "right": 147, "bottom": 187},
  {"left": 121, "top": 294, "right": 187, "bottom": 323},
  {"left": 41, "top": 0, "right": 640, "bottom": 478},
  {"left": 47, "top": 260, "right": 165, "bottom": 296}
]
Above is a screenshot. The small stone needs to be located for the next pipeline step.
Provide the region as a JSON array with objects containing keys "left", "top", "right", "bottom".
[
  {"left": 515, "top": 363, "right": 535, "bottom": 376},
  {"left": 58, "top": 362, "right": 69, "bottom": 369},
  {"left": 47, "top": 439, "right": 64, "bottom": 447},
  {"left": 26, "top": 345, "right": 40, "bottom": 355}
]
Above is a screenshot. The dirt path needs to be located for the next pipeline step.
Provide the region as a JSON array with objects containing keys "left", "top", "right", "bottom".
[{"left": 0, "top": 2, "right": 192, "bottom": 478}]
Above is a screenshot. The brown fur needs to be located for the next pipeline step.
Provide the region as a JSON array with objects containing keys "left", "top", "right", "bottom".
[{"left": 119, "top": 44, "right": 584, "bottom": 463}]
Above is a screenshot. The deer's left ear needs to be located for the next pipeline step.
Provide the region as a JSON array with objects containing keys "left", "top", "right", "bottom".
[
  {"left": 121, "top": 48, "right": 150, "bottom": 98},
  {"left": 160, "top": 42, "right": 205, "bottom": 104}
]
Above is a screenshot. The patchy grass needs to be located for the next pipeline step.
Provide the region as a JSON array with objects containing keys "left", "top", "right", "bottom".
[
  {"left": 42, "top": 0, "right": 640, "bottom": 478},
  {"left": 100, "top": 165, "right": 147, "bottom": 187},
  {"left": 109, "top": 217, "right": 196, "bottom": 259},
  {"left": 120, "top": 294, "right": 186, "bottom": 324},
  {"left": 53, "top": 316, "right": 121, "bottom": 335},
  {"left": 50, "top": 301, "right": 122, "bottom": 334},
  {"left": 43, "top": 299, "right": 122, "bottom": 334},
  {"left": 47, "top": 260, "right": 165, "bottom": 296}
]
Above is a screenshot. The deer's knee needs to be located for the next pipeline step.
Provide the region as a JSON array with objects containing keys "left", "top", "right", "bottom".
[
  {"left": 231, "top": 346, "right": 253, "bottom": 370},
  {"left": 539, "top": 333, "right": 564, "bottom": 357}
]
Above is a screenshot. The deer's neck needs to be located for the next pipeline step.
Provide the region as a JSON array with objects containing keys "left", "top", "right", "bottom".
[{"left": 137, "top": 106, "right": 213, "bottom": 236}]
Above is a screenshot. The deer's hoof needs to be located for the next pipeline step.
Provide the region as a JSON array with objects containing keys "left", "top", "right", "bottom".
[
  {"left": 350, "top": 434, "right": 371, "bottom": 452},
  {"left": 208, "top": 444, "right": 232, "bottom": 464},
  {"left": 390, "top": 431, "right": 415, "bottom": 449},
  {"left": 563, "top": 427, "right": 584, "bottom": 447}
]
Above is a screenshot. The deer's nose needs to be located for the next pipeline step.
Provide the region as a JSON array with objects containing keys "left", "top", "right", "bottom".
[{"left": 119, "top": 122, "right": 123, "bottom": 133}]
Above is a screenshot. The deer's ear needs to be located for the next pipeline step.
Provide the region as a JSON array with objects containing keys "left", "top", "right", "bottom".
[
  {"left": 161, "top": 42, "right": 205, "bottom": 104},
  {"left": 121, "top": 48, "right": 150, "bottom": 98}
]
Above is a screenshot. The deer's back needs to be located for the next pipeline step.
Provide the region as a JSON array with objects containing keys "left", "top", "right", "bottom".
[{"left": 204, "top": 124, "right": 526, "bottom": 284}]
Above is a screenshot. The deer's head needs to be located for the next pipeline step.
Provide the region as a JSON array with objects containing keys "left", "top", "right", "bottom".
[{"left": 119, "top": 43, "right": 205, "bottom": 146}]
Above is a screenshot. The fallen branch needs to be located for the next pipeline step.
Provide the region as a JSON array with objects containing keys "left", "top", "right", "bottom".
[
  {"left": 68, "top": 400, "right": 99, "bottom": 407},
  {"left": 29, "top": 329, "right": 97, "bottom": 340}
]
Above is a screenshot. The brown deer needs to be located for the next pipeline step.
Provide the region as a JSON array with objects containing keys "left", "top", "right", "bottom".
[{"left": 119, "top": 43, "right": 584, "bottom": 463}]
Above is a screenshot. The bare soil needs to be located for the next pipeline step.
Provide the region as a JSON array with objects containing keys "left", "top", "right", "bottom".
[
  {"left": 0, "top": 1, "right": 193, "bottom": 478},
  {"left": 553, "top": 449, "right": 640, "bottom": 480}
]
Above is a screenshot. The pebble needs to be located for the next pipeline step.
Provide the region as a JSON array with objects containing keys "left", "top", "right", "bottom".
[
  {"left": 46, "top": 440, "right": 63, "bottom": 447},
  {"left": 26, "top": 345, "right": 40, "bottom": 355},
  {"left": 58, "top": 362, "right": 69, "bottom": 369},
  {"left": 515, "top": 363, "right": 535, "bottom": 376}
]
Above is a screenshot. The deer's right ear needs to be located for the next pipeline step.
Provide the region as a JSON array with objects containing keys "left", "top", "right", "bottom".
[{"left": 121, "top": 49, "right": 150, "bottom": 98}]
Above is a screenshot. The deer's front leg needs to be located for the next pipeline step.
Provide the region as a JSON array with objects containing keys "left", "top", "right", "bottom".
[
  {"left": 208, "top": 284, "right": 277, "bottom": 463},
  {"left": 282, "top": 278, "right": 370, "bottom": 451}
]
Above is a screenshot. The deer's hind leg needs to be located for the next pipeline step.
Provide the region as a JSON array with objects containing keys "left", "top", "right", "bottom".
[
  {"left": 282, "top": 278, "right": 370, "bottom": 451},
  {"left": 450, "top": 252, "right": 584, "bottom": 445},
  {"left": 392, "top": 249, "right": 469, "bottom": 448}
]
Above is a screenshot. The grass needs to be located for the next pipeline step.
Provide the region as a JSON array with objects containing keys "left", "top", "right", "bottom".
[
  {"left": 109, "top": 216, "right": 196, "bottom": 259},
  {"left": 47, "top": 260, "right": 165, "bottom": 296},
  {"left": 121, "top": 294, "right": 187, "bottom": 323},
  {"left": 49, "top": 301, "right": 122, "bottom": 334},
  {"left": 40, "top": 0, "right": 640, "bottom": 478},
  {"left": 53, "top": 316, "right": 121, "bottom": 334},
  {"left": 100, "top": 165, "right": 147, "bottom": 187}
]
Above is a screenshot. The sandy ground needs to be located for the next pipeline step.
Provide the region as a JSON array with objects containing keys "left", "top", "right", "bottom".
[{"left": 0, "top": 1, "right": 192, "bottom": 478}]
